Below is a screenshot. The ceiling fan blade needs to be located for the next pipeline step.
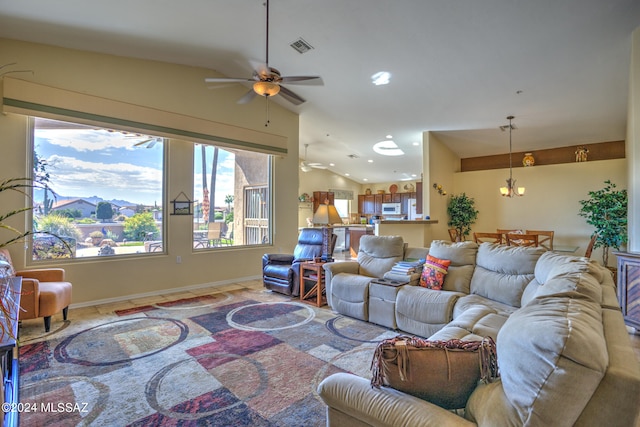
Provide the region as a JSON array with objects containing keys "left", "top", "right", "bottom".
[
  {"left": 278, "top": 86, "right": 306, "bottom": 105},
  {"left": 237, "top": 89, "right": 258, "bottom": 104},
  {"left": 134, "top": 138, "right": 152, "bottom": 147},
  {"left": 205, "top": 77, "right": 255, "bottom": 83},
  {"left": 249, "top": 60, "right": 270, "bottom": 78},
  {"left": 280, "top": 76, "right": 323, "bottom": 86}
]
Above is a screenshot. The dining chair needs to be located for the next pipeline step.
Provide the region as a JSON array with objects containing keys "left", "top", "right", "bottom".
[
  {"left": 448, "top": 228, "right": 461, "bottom": 242},
  {"left": 526, "top": 230, "right": 554, "bottom": 250},
  {"left": 584, "top": 234, "right": 598, "bottom": 258},
  {"left": 505, "top": 233, "right": 539, "bottom": 247},
  {"left": 473, "top": 232, "right": 503, "bottom": 244}
]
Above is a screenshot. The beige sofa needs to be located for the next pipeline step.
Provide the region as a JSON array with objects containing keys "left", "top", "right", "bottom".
[{"left": 319, "top": 240, "right": 640, "bottom": 427}]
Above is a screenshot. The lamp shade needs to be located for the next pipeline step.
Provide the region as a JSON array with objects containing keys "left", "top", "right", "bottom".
[{"left": 313, "top": 203, "right": 342, "bottom": 225}]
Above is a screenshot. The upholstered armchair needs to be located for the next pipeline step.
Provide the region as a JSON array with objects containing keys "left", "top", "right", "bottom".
[
  {"left": 262, "top": 228, "right": 337, "bottom": 297},
  {"left": 324, "top": 235, "right": 405, "bottom": 321},
  {"left": 0, "top": 249, "right": 73, "bottom": 332}
]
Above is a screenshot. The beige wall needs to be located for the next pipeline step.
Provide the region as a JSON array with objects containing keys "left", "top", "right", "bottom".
[
  {"left": 0, "top": 38, "right": 301, "bottom": 305},
  {"left": 439, "top": 156, "right": 627, "bottom": 267},
  {"left": 297, "top": 168, "right": 361, "bottom": 226}
]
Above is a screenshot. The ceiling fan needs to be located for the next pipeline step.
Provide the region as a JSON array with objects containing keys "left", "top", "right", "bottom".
[
  {"left": 300, "top": 144, "right": 327, "bottom": 172},
  {"left": 204, "top": 0, "right": 323, "bottom": 106}
]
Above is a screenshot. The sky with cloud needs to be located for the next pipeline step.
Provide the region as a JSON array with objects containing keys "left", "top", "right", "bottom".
[{"left": 34, "top": 120, "right": 235, "bottom": 208}]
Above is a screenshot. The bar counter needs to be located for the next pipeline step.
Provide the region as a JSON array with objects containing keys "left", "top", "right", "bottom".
[{"left": 374, "top": 219, "right": 439, "bottom": 247}]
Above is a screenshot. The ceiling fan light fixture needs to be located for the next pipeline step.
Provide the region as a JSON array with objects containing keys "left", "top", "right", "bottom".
[{"left": 253, "top": 81, "right": 280, "bottom": 97}]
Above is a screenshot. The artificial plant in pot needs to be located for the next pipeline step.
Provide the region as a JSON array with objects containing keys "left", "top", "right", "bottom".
[
  {"left": 447, "top": 193, "right": 479, "bottom": 241},
  {"left": 0, "top": 177, "right": 71, "bottom": 339},
  {"left": 578, "top": 180, "right": 627, "bottom": 266}
]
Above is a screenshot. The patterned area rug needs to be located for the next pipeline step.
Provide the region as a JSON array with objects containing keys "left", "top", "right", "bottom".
[{"left": 18, "top": 288, "right": 396, "bottom": 426}]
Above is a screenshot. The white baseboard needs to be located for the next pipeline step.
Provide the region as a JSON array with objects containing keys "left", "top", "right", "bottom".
[{"left": 69, "top": 274, "right": 262, "bottom": 309}]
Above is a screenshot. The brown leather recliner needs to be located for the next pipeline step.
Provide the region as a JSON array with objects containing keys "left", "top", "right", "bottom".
[
  {"left": 0, "top": 249, "right": 72, "bottom": 332},
  {"left": 262, "top": 228, "right": 337, "bottom": 296}
]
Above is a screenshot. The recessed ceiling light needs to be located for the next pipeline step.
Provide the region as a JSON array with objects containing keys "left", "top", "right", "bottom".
[
  {"left": 329, "top": 163, "right": 335, "bottom": 167},
  {"left": 411, "top": 174, "right": 417, "bottom": 177},
  {"left": 373, "top": 140, "right": 404, "bottom": 156},
  {"left": 345, "top": 173, "right": 350, "bottom": 176},
  {"left": 371, "top": 71, "right": 391, "bottom": 86},
  {"left": 386, "top": 134, "right": 393, "bottom": 139},
  {"left": 368, "top": 159, "right": 373, "bottom": 163},
  {"left": 412, "top": 141, "right": 419, "bottom": 146},
  {"left": 363, "top": 178, "right": 368, "bottom": 181}
]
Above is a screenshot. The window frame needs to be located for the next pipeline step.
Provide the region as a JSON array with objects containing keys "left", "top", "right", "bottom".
[{"left": 27, "top": 116, "right": 168, "bottom": 263}]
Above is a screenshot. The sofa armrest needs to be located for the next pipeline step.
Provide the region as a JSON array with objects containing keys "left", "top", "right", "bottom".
[
  {"left": 15, "top": 268, "right": 65, "bottom": 282},
  {"left": 323, "top": 261, "right": 361, "bottom": 308},
  {"left": 18, "top": 277, "right": 40, "bottom": 320},
  {"left": 318, "top": 373, "right": 475, "bottom": 427}
]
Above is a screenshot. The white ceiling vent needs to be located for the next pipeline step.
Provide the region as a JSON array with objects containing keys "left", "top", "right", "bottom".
[{"left": 290, "top": 38, "right": 314, "bottom": 54}]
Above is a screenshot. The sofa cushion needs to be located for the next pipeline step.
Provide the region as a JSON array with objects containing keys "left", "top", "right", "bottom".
[
  {"left": 533, "top": 266, "right": 602, "bottom": 304},
  {"left": 331, "top": 273, "right": 372, "bottom": 321},
  {"left": 496, "top": 295, "right": 607, "bottom": 426},
  {"left": 470, "top": 243, "right": 544, "bottom": 307},
  {"left": 428, "top": 240, "right": 478, "bottom": 293},
  {"left": 396, "top": 287, "right": 463, "bottom": 338},
  {"left": 534, "top": 251, "right": 605, "bottom": 285},
  {"left": 420, "top": 255, "right": 451, "bottom": 290},
  {"left": 357, "top": 235, "right": 405, "bottom": 278}
]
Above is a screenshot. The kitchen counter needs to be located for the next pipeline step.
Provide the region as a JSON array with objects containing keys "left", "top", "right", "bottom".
[{"left": 374, "top": 219, "right": 439, "bottom": 247}]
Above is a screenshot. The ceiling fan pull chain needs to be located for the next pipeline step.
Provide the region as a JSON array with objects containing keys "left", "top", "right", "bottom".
[{"left": 265, "top": 96, "right": 270, "bottom": 127}]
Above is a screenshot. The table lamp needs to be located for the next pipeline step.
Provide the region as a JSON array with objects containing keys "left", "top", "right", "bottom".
[{"left": 313, "top": 203, "right": 342, "bottom": 261}]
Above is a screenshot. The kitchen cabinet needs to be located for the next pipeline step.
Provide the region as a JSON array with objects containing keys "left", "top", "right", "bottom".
[
  {"left": 358, "top": 194, "right": 376, "bottom": 215},
  {"left": 313, "top": 191, "right": 334, "bottom": 213},
  {"left": 357, "top": 190, "right": 416, "bottom": 215}
]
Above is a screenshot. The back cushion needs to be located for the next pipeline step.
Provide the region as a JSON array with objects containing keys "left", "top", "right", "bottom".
[
  {"left": 497, "top": 296, "right": 607, "bottom": 426},
  {"left": 470, "top": 243, "right": 544, "bottom": 307},
  {"left": 534, "top": 251, "right": 605, "bottom": 285},
  {"left": 358, "top": 235, "right": 404, "bottom": 278},
  {"left": 429, "top": 240, "right": 478, "bottom": 293},
  {"left": 532, "top": 262, "right": 603, "bottom": 304}
]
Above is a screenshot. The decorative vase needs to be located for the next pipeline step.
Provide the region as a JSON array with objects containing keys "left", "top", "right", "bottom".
[{"left": 522, "top": 153, "right": 535, "bottom": 167}]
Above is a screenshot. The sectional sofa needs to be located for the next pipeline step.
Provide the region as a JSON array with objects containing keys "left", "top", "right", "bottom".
[{"left": 318, "top": 238, "right": 640, "bottom": 427}]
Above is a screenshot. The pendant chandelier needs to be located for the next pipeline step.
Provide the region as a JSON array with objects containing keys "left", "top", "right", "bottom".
[{"left": 499, "top": 115, "right": 525, "bottom": 197}]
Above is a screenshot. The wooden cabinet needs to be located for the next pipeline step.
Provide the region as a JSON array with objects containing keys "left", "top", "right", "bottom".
[
  {"left": 312, "top": 191, "right": 334, "bottom": 213},
  {"left": 358, "top": 194, "right": 376, "bottom": 215},
  {"left": 615, "top": 252, "right": 640, "bottom": 330},
  {"left": 349, "top": 227, "right": 374, "bottom": 258},
  {"left": 357, "top": 190, "right": 416, "bottom": 215}
]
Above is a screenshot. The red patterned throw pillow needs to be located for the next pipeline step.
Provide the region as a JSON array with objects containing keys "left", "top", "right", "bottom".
[{"left": 419, "top": 255, "right": 451, "bottom": 289}]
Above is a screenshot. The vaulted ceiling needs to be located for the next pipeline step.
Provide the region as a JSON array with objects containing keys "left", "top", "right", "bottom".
[{"left": 0, "top": 0, "right": 638, "bottom": 183}]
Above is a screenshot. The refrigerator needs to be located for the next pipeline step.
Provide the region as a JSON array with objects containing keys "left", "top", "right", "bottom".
[{"left": 407, "top": 198, "right": 419, "bottom": 220}]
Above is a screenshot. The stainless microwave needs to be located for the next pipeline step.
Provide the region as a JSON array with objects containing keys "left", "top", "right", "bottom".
[{"left": 381, "top": 203, "right": 401, "bottom": 214}]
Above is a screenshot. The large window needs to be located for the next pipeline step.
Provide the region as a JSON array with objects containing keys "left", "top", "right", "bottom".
[
  {"left": 31, "top": 117, "right": 165, "bottom": 260},
  {"left": 193, "top": 144, "right": 271, "bottom": 249}
]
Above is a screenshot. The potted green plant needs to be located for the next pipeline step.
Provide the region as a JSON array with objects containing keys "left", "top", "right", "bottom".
[
  {"left": 578, "top": 180, "right": 627, "bottom": 266},
  {"left": 447, "top": 193, "right": 479, "bottom": 241}
]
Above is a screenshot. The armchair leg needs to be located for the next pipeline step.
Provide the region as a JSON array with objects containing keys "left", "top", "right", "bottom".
[
  {"left": 44, "top": 316, "right": 51, "bottom": 332},
  {"left": 63, "top": 306, "right": 69, "bottom": 321}
]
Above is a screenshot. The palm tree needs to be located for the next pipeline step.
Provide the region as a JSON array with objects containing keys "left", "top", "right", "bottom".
[{"left": 225, "top": 194, "right": 234, "bottom": 213}]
